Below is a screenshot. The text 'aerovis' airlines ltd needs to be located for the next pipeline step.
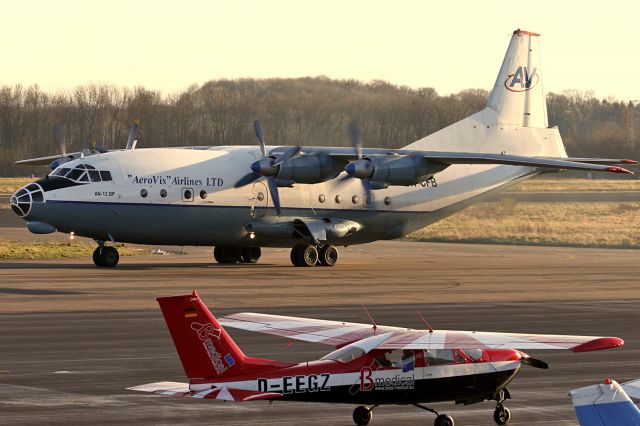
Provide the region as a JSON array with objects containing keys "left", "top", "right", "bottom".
[{"left": 11, "top": 29, "right": 636, "bottom": 267}]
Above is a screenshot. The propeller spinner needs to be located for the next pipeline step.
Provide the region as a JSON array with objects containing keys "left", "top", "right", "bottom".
[
  {"left": 343, "top": 121, "right": 373, "bottom": 201},
  {"left": 235, "top": 120, "right": 301, "bottom": 215}
]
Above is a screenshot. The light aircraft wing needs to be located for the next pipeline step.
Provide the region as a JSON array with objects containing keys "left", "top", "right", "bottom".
[
  {"left": 219, "top": 313, "right": 623, "bottom": 352},
  {"left": 128, "top": 381, "right": 282, "bottom": 401},
  {"left": 622, "top": 378, "right": 640, "bottom": 400},
  {"left": 570, "top": 379, "right": 640, "bottom": 425}
]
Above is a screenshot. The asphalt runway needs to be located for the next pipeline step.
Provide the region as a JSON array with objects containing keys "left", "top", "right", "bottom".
[{"left": 1, "top": 241, "right": 639, "bottom": 425}]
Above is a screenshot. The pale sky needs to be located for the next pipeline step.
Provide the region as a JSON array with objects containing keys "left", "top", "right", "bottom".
[{"left": 3, "top": 0, "right": 640, "bottom": 100}]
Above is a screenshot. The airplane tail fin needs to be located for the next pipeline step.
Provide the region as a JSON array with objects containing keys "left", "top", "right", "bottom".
[
  {"left": 570, "top": 379, "right": 640, "bottom": 426},
  {"left": 405, "top": 29, "right": 563, "bottom": 156},
  {"left": 156, "top": 291, "right": 247, "bottom": 380},
  {"left": 485, "top": 29, "right": 547, "bottom": 128}
]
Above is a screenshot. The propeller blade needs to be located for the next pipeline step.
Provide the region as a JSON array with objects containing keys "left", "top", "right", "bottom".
[
  {"left": 53, "top": 124, "right": 66, "bottom": 156},
  {"left": 521, "top": 357, "right": 549, "bottom": 369},
  {"left": 126, "top": 123, "right": 139, "bottom": 150},
  {"left": 348, "top": 120, "right": 362, "bottom": 159},
  {"left": 272, "top": 146, "right": 301, "bottom": 167},
  {"left": 362, "top": 177, "right": 373, "bottom": 201},
  {"left": 267, "top": 176, "right": 281, "bottom": 215},
  {"left": 254, "top": 120, "right": 266, "bottom": 157},
  {"left": 234, "top": 172, "right": 261, "bottom": 188}
]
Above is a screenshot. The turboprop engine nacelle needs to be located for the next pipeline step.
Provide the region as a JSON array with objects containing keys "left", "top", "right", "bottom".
[
  {"left": 346, "top": 155, "right": 448, "bottom": 188},
  {"left": 253, "top": 153, "right": 343, "bottom": 186}
]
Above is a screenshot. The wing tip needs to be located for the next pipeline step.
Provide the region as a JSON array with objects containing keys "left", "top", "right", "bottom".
[
  {"left": 605, "top": 166, "right": 633, "bottom": 174},
  {"left": 571, "top": 337, "right": 624, "bottom": 353}
]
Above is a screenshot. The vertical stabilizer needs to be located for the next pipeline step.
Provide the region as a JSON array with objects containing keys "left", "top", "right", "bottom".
[
  {"left": 485, "top": 29, "right": 548, "bottom": 128},
  {"left": 570, "top": 379, "right": 640, "bottom": 426},
  {"left": 157, "top": 291, "right": 246, "bottom": 380}
]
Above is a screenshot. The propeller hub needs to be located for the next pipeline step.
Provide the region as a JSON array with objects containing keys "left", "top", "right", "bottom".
[
  {"left": 345, "top": 159, "right": 374, "bottom": 179},
  {"left": 251, "top": 158, "right": 278, "bottom": 176}
]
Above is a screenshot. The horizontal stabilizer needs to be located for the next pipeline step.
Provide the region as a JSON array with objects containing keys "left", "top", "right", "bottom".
[
  {"left": 570, "top": 379, "right": 640, "bottom": 425},
  {"left": 128, "top": 381, "right": 282, "bottom": 402},
  {"left": 220, "top": 313, "right": 624, "bottom": 352}
]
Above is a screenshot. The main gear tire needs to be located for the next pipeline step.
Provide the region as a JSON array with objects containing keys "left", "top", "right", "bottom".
[{"left": 352, "top": 406, "right": 372, "bottom": 426}]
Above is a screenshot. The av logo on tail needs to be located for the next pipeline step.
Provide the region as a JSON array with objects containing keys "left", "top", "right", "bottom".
[{"left": 505, "top": 66, "right": 539, "bottom": 92}]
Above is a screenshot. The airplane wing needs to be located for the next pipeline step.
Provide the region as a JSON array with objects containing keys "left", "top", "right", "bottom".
[
  {"left": 14, "top": 154, "right": 69, "bottom": 166},
  {"left": 219, "top": 312, "right": 399, "bottom": 347},
  {"left": 416, "top": 152, "right": 634, "bottom": 173},
  {"left": 622, "top": 378, "right": 640, "bottom": 400},
  {"left": 570, "top": 379, "right": 640, "bottom": 425},
  {"left": 219, "top": 313, "right": 623, "bottom": 352},
  {"left": 128, "top": 381, "right": 282, "bottom": 402}
]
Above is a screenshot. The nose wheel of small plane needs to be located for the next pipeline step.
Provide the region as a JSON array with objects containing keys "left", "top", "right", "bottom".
[
  {"left": 92, "top": 245, "right": 119, "bottom": 267},
  {"left": 493, "top": 405, "right": 510, "bottom": 425},
  {"left": 352, "top": 405, "right": 373, "bottom": 425}
]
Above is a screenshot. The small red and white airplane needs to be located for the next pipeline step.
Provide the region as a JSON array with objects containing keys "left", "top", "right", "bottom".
[{"left": 129, "top": 292, "right": 624, "bottom": 426}]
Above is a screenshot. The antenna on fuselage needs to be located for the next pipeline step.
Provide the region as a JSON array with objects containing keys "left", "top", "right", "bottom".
[
  {"left": 416, "top": 310, "right": 434, "bottom": 334},
  {"left": 361, "top": 304, "right": 378, "bottom": 334}
]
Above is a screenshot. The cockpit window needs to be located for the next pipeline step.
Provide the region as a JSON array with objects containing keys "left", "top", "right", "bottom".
[
  {"left": 424, "top": 349, "right": 456, "bottom": 366},
  {"left": 88, "top": 170, "right": 101, "bottom": 182},
  {"left": 66, "top": 168, "right": 84, "bottom": 180},
  {"left": 55, "top": 168, "right": 71, "bottom": 176},
  {"left": 50, "top": 164, "right": 113, "bottom": 183},
  {"left": 321, "top": 346, "right": 366, "bottom": 363}
]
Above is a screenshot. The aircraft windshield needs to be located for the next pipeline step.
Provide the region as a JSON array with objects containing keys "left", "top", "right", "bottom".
[{"left": 51, "top": 163, "right": 113, "bottom": 183}]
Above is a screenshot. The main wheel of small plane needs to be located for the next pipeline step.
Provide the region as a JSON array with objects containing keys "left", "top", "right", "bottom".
[
  {"left": 434, "top": 414, "right": 455, "bottom": 426},
  {"left": 92, "top": 247, "right": 103, "bottom": 267},
  {"left": 291, "top": 244, "right": 318, "bottom": 267},
  {"left": 318, "top": 244, "right": 338, "bottom": 266},
  {"left": 240, "top": 247, "right": 261, "bottom": 263},
  {"left": 493, "top": 406, "right": 510, "bottom": 425},
  {"left": 99, "top": 246, "right": 119, "bottom": 268},
  {"left": 352, "top": 406, "right": 372, "bottom": 426}
]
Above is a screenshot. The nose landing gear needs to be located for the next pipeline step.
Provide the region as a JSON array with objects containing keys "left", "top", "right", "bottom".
[
  {"left": 492, "top": 389, "right": 512, "bottom": 425},
  {"left": 93, "top": 245, "right": 119, "bottom": 267}
]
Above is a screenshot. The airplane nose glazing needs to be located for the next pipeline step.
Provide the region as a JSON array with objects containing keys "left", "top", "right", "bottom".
[{"left": 10, "top": 184, "right": 45, "bottom": 218}]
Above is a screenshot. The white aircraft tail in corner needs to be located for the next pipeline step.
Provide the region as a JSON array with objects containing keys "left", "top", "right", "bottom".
[{"left": 570, "top": 378, "right": 640, "bottom": 426}]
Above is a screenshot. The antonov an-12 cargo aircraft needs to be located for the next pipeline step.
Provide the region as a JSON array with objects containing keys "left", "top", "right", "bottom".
[{"left": 11, "top": 29, "right": 636, "bottom": 267}]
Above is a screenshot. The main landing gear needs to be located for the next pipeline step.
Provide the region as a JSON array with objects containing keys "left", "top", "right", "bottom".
[
  {"left": 352, "top": 404, "right": 455, "bottom": 426},
  {"left": 211, "top": 244, "right": 339, "bottom": 266},
  {"left": 290, "top": 244, "right": 338, "bottom": 267},
  {"left": 353, "top": 405, "right": 376, "bottom": 426},
  {"left": 93, "top": 245, "right": 119, "bottom": 267},
  {"left": 213, "top": 246, "right": 262, "bottom": 264}
]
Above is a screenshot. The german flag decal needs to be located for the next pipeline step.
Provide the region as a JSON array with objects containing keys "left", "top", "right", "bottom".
[{"left": 184, "top": 307, "right": 198, "bottom": 318}]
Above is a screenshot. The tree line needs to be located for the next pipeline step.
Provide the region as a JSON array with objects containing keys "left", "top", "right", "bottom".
[{"left": 0, "top": 77, "right": 637, "bottom": 176}]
